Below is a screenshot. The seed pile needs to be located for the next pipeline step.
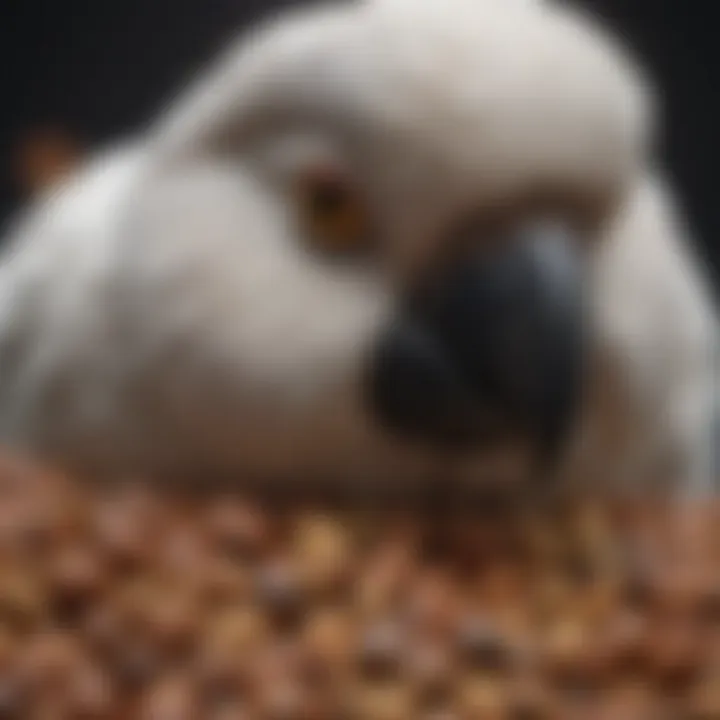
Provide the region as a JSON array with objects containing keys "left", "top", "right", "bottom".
[{"left": 0, "top": 456, "right": 717, "bottom": 719}]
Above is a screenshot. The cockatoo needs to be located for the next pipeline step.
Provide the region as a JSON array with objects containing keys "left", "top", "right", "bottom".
[{"left": 0, "top": 0, "right": 716, "bottom": 498}]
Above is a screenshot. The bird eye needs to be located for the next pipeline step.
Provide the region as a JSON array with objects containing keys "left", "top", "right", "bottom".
[{"left": 296, "top": 169, "right": 369, "bottom": 256}]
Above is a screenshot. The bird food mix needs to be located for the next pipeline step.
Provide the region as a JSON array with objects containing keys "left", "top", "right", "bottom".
[{"left": 0, "top": 455, "right": 716, "bottom": 719}]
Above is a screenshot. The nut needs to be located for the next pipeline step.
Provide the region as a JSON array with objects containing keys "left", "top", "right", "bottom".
[
  {"left": 358, "top": 620, "right": 406, "bottom": 682},
  {"left": 255, "top": 559, "right": 307, "bottom": 632},
  {"left": 293, "top": 513, "right": 353, "bottom": 598},
  {"left": 456, "top": 616, "right": 516, "bottom": 673},
  {"left": 139, "top": 674, "right": 199, "bottom": 720},
  {"left": 205, "top": 497, "right": 270, "bottom": 561}
]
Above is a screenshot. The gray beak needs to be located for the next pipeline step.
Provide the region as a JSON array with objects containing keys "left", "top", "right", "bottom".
[{"left": 367, "top": 221, "right": 587, "bottom": 469}]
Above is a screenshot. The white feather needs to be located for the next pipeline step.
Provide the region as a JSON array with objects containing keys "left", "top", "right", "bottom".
[{"left": 0, "top": 0, "right": 714, "bottom": 494}]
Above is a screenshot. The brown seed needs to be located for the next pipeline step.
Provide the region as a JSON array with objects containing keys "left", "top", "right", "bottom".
[
  {"left": 696, "top": 583, "right": 720, "bottom": 625},
  {"left": 687, "top": 675, "right": 720, "bottom": 720},
  {"left": 205, "top": 606, "right": 269, "bottom": 655},
  {"left": 505, "top": 680, "right": 557, "bottom": 720},
  {"left": 0, "top": 630, "right": 26, "bottom": 716},
  {"left": 355, "top": 683, "right": 414, "bottom": 720},
  {"left": 250, "top": 639, "right": 306, "bottom": 685},
  {"left": 0, "top": 628, "right": 18, "bottom": 672},
  {"left": 65, "top": 663, "right": 116, "bottom": 719},
  {"left": 255, "top": 560, "right": 307, "bottom": 632},
  {"left": 198, "top": 607, "right": 269, "bottom": 691},
  {"left": 254, "top": 679, "right": 309, "bottom": 720},
  {"left": 407, "top": 640, "right": 454, "bottom": 705},
  {"left": 14, "top": 632, "right": 85, "bottom": 693},
  {"left": 620, "top": 552, "right": 659, "bottom": 610},
  {"left": 654, "top": 565, "right": 710, "bottom": 620},
  {"left": 0, "top": 565, "right": 47, "bottom": 630},
  {"left": 0, "top": 678, "right": 25, "bottom": 719},
  {"left": 111, "top": 639, "right": 165, "bottom": 692},
  {"left": 0, "top": 492, "right": 69, "bottom": 561},
  {"left": 358, "top": 621, "right": 405, "bottom": 681},
  {"left": 305, "top": 691, "right": 355, "bottom": 720},
  {"left": 207, "top": 702, "right": 256, "bottom": 720},
  {"left": 456, "top": 617, "right": 514, "bottom": 673},
  {"left": 200, "top": 559, "right": 252, "bottom": 608},
  {"left": 418, "top": 710, "right": 461, "bottom": 720},
  {"left": 93, "top": 487, "right": 166, "bottom": 571},
  {"left": 357, "top": 537, "right": 418, "bottom": 618},
  {"left": 531, "top": 573, "right": 577, "bottom": 626},
  {"left": 524, "top": 516, "right": 564, "bottom": 567},
  {"left": 457, "top": 676, "right": 507, "bottom": 720},
  {"left": 592, "top": 682, "right": 659, "bottom": 720},
  {"left": 83, "top": 600, "right": 127, "bottom": 653},
  {"left": 646, "top": 623, "right": 704, "bottom": 691},
  {"left": 406, "top": 570, "right": 459, "bottom": 637},
  {"left": 83, "top": 595, "right": 164, "bottom": 691},
  {"left": 301, "top": 608, "right": 356, "bottom": 680},
  {"left": 476, "top": 562, "right": 528, "bottom": 611},
  {"left": 566, "top": 503, "right": 617, "bottom": 559},
  {"left": 574, "top": 579, "right": 621, "bottom": 627},
  {"left": 294, "top": 513, "right": 353, "bottom": 599},
  {"left": 47, "top": 542, "right": 106, "bottom": 622},
  {"left": 117, "top": 578, "right": 199, "bottom": 656},
  {"left": 155, "top": 519, "right": 213, "bottom": 578},
  {"left": 12, "top": 633, "right": 114, "bottom": 717},
  {"left": 595, "top": 612, "right": 650, "bottom": 676},
  {"left": 139, "top": 674, "right": 200, "bottom": 720},
  {"left": 205, "top": 498, "right": 270, "bottom": 561},
  {"left": 251, "top": 640, "right": 329, "bottom": 718},
  {"left": 151, "top": 598, "right": 199, "bottom": 655},
  {"left": 540, "top": 618, "right": 605, "bottom": 692}
]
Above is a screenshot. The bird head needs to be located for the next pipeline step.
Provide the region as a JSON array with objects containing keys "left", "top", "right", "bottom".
[{"left": 120, "top": 0, "right": 652, "bottom": 487}]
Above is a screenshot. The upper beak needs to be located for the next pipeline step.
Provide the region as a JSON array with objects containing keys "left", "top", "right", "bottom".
[{"left": 367, "top": 220, "right": 588, "bottom": 470}]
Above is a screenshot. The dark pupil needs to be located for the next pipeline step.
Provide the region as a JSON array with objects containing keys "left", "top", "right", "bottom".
[{"left": 311, "top": 181, "right": 349, "bottom": 216}]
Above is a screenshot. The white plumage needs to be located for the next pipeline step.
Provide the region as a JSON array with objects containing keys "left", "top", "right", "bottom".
[{"left": 0, "top": 0, "right": 715, "bottom": 495}]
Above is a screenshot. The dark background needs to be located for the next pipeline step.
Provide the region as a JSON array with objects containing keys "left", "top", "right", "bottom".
[{"left": 1, "top": 0, "right": 718, "bottom": 293}]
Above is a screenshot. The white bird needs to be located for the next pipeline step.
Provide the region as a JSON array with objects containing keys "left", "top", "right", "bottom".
[{"left": 0, "top": 0, "right": 716, "bottom": 498}]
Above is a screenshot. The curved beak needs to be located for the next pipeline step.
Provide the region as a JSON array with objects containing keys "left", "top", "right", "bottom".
[{"left": 368, "top": 220, "right": 588, "bottom": 470}]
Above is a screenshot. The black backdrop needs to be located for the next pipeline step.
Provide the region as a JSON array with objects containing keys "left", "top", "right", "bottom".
[{"left": 1, "top": 0, "right": 718, "bottom": 293}]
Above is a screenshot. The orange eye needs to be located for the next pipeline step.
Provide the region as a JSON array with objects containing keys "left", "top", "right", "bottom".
[{"left": 297, "top": 170, "right": 369, "bottom": 256}]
